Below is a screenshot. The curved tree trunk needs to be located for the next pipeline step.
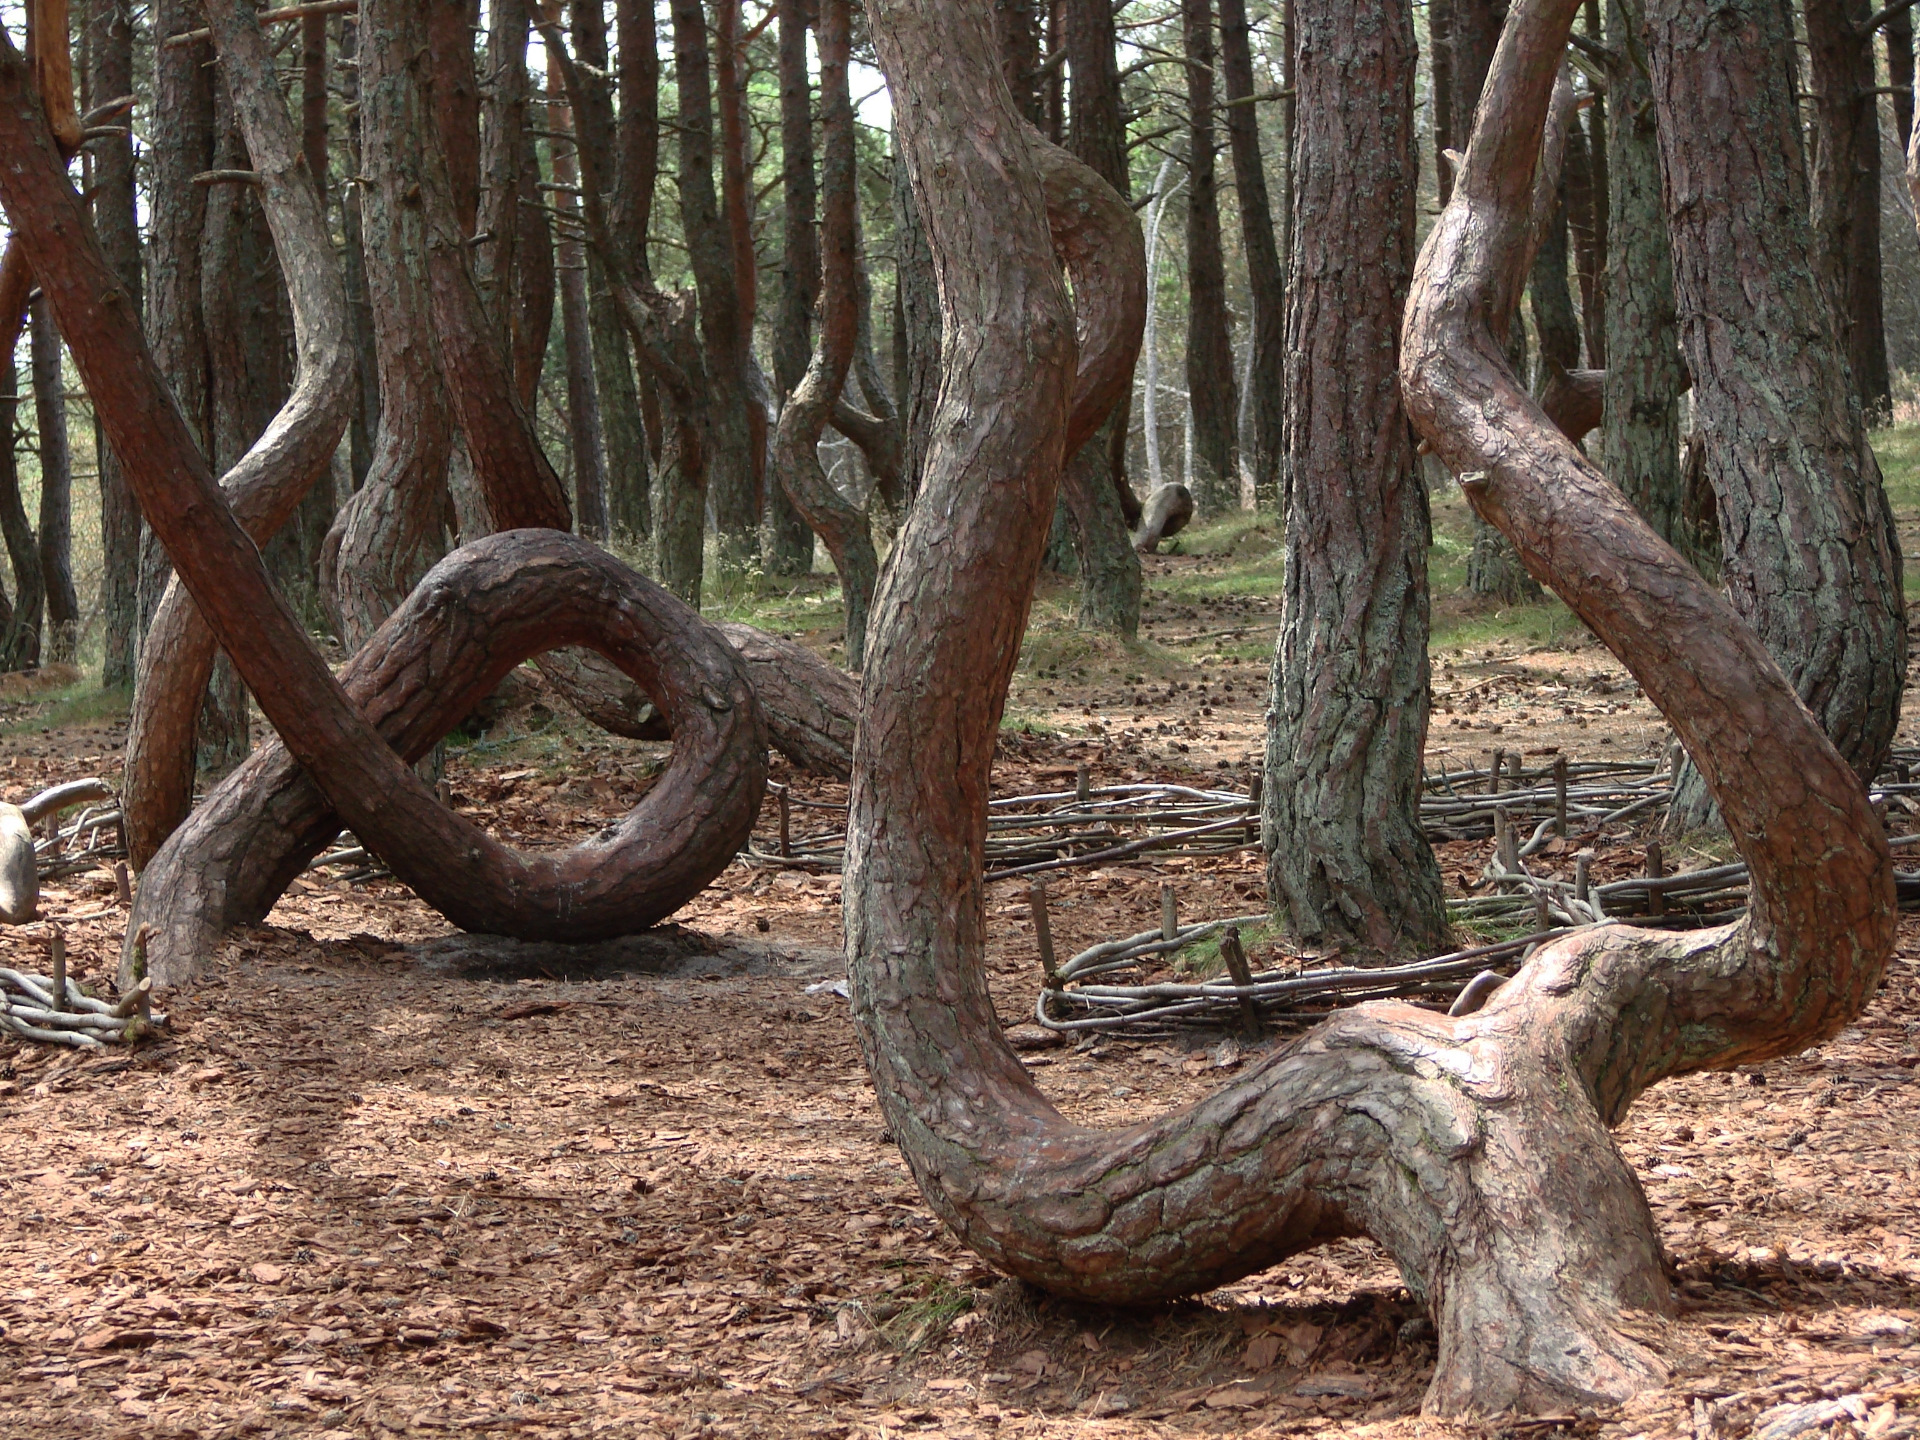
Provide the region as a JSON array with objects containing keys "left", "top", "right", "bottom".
[
  {"left": 1600, "top": 0, "right": 1689, "bottom": 560},
  {"left": 1265, "top": 0, "right": 1444, "bottom": 959},
  {"left": 0, "top": 29, "right": 765, "bottom": 978},
  {"left": 1647, "top": 0, "right": 1907, "bottom": 832},
  {"left": 772, "top": 0, "right": 879, "bottom": 669},
  {"left": 845, "top": 0, "right": 1893, "bottom": 1417},
  {"left": 121, "top": 0, "right": 355, "bottom": 871}
]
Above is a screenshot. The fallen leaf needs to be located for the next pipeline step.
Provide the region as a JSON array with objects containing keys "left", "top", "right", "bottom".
[{"left": 250, "top": 1262, "right": 285, "bottom": 1284}]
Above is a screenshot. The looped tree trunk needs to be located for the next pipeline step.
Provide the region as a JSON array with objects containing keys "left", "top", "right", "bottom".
[
  {"left": 0, "top": 39, "right": 765, "bottom": 987},
  {"left": 846, "top": 0, "right": 1893, "bottom": 1417},
  {"left": 125, "top": 530, "right": 767, "bottom": 986}
]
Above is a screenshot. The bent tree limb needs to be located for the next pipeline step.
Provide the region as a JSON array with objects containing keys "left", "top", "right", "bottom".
[
  {"left": 771, "top": 0, "right": 880, "bottom": 670},
  {"left": 122, "top": 0, "right": 355, "bottom": 870},
  {"left": 0, "top": 33, "right": 765, "bottom": 979},
  {"left": 127, "top": 532, "right": 766, "bottom": 985},
  {"left": 848, "top": 0, "right": 1893, "bottom": 1418}
]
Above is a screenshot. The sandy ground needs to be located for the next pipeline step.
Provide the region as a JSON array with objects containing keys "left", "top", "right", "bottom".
[{"left": 0, "top": 589, "right": 1917, "bottom": 1439}]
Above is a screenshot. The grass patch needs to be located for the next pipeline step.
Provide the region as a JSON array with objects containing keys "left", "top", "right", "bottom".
[
  {"left": 1173, "top": 917, "right": 1282, "bottom": 979},
  {"left": 861, "top": 1276, "right": 976, "bottom": 1356},
  {"left": 0, "top": 682, "right": 130, "bottom": 736}
]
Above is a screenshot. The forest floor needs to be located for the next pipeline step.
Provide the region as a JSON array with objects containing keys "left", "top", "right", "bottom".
[{"left": 2, "top": 485, "right": 1920, "bottom": 1439}]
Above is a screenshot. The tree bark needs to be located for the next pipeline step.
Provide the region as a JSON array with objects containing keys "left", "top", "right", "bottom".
[
  {"left": 670, "top": 0, "right": 756, "bottom": 563},
  {"left": 767, "top": 0, "right": 819, "bottom": 577},
  {"left": 28, "top": 296, "right": 77, "bottom": 662},
  {"left": 1805, "top": 0, "right": 1891, "bottom": 423},
  {"left": 773, "top": 0, "right": 879, "bottom": 669},
  {"left": 714, "top": 0, "right": 768, "bottom": 547},
  {"left": 86, "top": 0, "right": 139, "bottom": 688},
  {"left": 1890, "top": 6, "right": 1915, "bottom": 157},
  {"left": 1600, "top": 0, "right": 1689, "bottom": 560},
  {"left": 1451, "top": 0, "right": 1537, "bottom": 602},
  {"left": 1561, "top": 76, "right": 1605, "bottom": 365},
  {"left": 1529, "top": 195, "right": 1582, "bottom": 378},
  {"left": 0, "top": 290, "right": 44, "bottom": 671},
  {"left": 121, "top": 0, "right": 356, "bottom": 871},
  {"left": 1647, "top": 0, "right": 1907, "bottom": 826},
  {"left": 339, "top": 16, "right": 380, "bottom": 490},
  {"left": 1218, "top": 0, "right": 1284, "bottom": 511},
  {"left": 1064, "top": 0, "right": 1143, "bottom": 535},
  {"left": 330, "top": 0, "right": 453, "bottom": 647},
  {"left": 547, "top": 52, "right": 611, "bottom": 540},
  {"left": 142, "top": 0, "right": 215, "bottom": 638},
  {"left": 1265, "top": 0, "right": 1443, "bottom": 958},
  {"left": 1431, "top": 0, "right": 1456, "bottom": 203},
  {"left": 0, "top": 40, "right": 769, "bottom": 983},
  {"left": 569, "top": 0, "right": 650, "bottom": 550},
  {"left": 1180, "top": 0, "right": 1239, "bottom": 516},
  {"left": 892, "top": 141, "right": 941, "bottom": 498},
  {"left": 835, "top": 0, "right": 1895, "bottom": 1419}
]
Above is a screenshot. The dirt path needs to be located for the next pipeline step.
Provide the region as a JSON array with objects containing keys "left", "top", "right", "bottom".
[{"left": 0, "top": 642, "right": 1916, "bottom": 1438}]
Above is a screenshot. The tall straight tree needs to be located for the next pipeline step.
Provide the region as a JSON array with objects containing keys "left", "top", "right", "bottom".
[
  {"left": 1805, "top": 0, "right": 1891, "bottom": 422},
  {"left": 143, "top": 0, "right": 215, "bottom": 634},
  {"left": 1181, "top": 0, "right": 1239, "bottom": 515},
  {"left": 1218, "top": 0, "right": 1283, "bottom": 510},
  {"left": 331, "top": 0, "right": 454, "bottom": 645},
  {"left": 28, "top": 297, "right": 77, "bottom": 661},
  {"left": 670, "top": 0, "right": 758, "bottom": 560},
  {"left": 569, "top": 0, "right": 649, "bottom": 550},
  {"left": 86, "top": 0, "right": 139, "bottom": 686},
  {"left": 0, "top": 297, "right": 44, "bottom": 670},
  {"left": 1601, "top": 0, "right": 1688, "bottom": 559},
  {"left": 1059, "top": 0, "right": 1142, "bottom": 633},
  {"left": 612, "top": 0, "right": 660, "bottom": 542},
  {"left": 768, "top": 0, "right": 818, "bottom": 577},
  {"left": 1265, "top": 0, "right": 1443, "bottom": 956},
  {"left": 1647, "top": 0, "right": 1907, "bottom": 824},
  {"left": 713, "top": 0, "right": 767, "bottom": 544},
  {"left": 547, "top": 49, "right": 612, "bottom": 539}
]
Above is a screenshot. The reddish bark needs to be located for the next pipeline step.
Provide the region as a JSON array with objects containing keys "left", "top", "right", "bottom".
[
  {"left": 847, "top": 0, "right": 1893, "bottom": 1416},
  {"left": 121, "top": 0, "right": 358, "bottom": 870},
  {"left": 1179, "top": 0, "right": 1239, "bottom": 515},
  {"left": 1266, "top": 0, "right": 1444, "bottom": 957},
  {"left": 0, "top": 29, "right": 764, "bottom": 979}
]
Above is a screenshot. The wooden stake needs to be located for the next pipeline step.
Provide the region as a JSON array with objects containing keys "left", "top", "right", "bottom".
[
  {"left": 1534, "top": 889, "right": 1551, "bottom": 933},
  {"left": 113, "top": 861, "right": 131, "bottom": 907},
  {"left": 1219, "top": 925, "right": 1263, "bottom": 1037},
  {"left": 1553, "top": 754, "right": 1568, "bottom": 837},
  {"left": 1160, "top": 882, "right": 1177, "bottom": 942},
  {"left": 1494, "top": 806, "right": 1519, "bottom": 872},
  {"left": 1028, "top": 880, "right": 1058, "bottom": 988},
  {"left": 1075, "top": 764, "right": 1091, "bottom": 805},
  {"left": 1489, "top": 748, "right": 1503, "bottom": 795},
  {"left": 1246, "top": 769, "right": 1263, "bottom": 844},
  {"left": 48, "top": 924, "right": 64, "bottom": 1012},
  {"left": 1574, "top": 849, "right": 1592, "bottom": 905},
  {"left": 776, "top": 785, "right": 791, "bottom": 858},
  {"left": 1645, "top": 841, "right": 1665, "bottom": 919}
]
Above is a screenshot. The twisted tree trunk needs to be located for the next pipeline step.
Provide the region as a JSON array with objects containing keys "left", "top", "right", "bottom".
[
  {"left": 1265, "top": 0, "right": 1444, "bottom": 959},
  {"left": 846, "top": 0, "right": 1893, "bottom": 1417},
  {"left": 121, "top": 0, "right": 355, "bottom": 871},
  {"left": 0, "top": 31, "right": 764, "bottom": 982},
  {"left": 1647, "top": 0, "right": 1907, "bottom": 832}
]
